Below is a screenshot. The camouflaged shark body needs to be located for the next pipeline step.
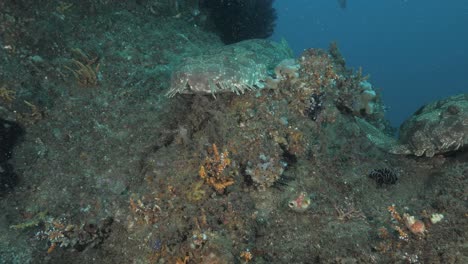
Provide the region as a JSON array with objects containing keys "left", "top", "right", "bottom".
[
  {"left": 356, "top": 94, "right": 468, "bottom": 157},
  {"left": 167, "top": 39, "right": 293, "bottom": 97},
  {"left": 395, "top": 93, "right": 468, "bottom": 157}
]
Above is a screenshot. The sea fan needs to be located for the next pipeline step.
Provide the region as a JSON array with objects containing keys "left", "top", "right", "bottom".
[{"left": 368, "top": 168, "right": 398, "bottom": 187}]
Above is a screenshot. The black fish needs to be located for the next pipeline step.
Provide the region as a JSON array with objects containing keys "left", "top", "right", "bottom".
[{"left": 337, "top": 0, "right": 347, "bottom": 9}]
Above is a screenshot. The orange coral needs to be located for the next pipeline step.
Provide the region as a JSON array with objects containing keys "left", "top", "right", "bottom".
[
  {"left": 175, "top": 255, "right": 189, "bottom": 264},
  {"left": 199, "top": 144, "right": 235, "bottom": 193},
  {"left": 199, "top": 165, "right": 206, "bottom": 179},
  {"left": 287, "top": 130, "right": 305, "bottom": 155},
  {"left": 386, "top": 205, "right": 410, "bottom": 241},
  {"left": 377, "top": 227, "right": 390, "bottom": 239},
  {"left": 393, "top": 225, "right": 409, "bottom": 241},
  {"left": 240, "top": 250, "right": 253, "bottom": 262},
  {"left": 408, "top": 220, "right": 425, "bottom": 235},
  {"left": 387, "top": 204, "right": 402, "bottom": 223},
  {"left": 47, "top": 242, "right": 57, "bottom": 254},
  {"left": 403, "top": 213, "right": 426, "bottom": 235}
]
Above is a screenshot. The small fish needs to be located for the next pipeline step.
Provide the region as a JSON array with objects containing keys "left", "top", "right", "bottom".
[{"left": 337, "top": 0, "right": 347, "bottom": 9}]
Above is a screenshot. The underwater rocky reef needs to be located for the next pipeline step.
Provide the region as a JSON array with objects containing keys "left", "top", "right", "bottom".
[{"left": 1, "top": 1, "right": 467, "bottom": 263}]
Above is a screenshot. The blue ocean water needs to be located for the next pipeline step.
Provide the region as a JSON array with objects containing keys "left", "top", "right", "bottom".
[{"left": 272, "top": 0, "right": 468, "bottom": 127}]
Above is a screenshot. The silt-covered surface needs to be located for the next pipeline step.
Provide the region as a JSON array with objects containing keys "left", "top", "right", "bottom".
[{"left": 0, "top": 1, "right": 467, "bottom": 263}]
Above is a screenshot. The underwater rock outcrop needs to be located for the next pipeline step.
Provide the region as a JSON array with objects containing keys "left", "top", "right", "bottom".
[{"left": 0, "top": 118, "right": 23, "bottom": 193}]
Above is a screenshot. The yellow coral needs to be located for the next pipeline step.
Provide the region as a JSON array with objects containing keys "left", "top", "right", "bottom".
[
  {"left": 9, "top": 211, "right": 48, "bottom": 230},
  {"left": 16, "top": 100, "right": 44, "bottom": 125},
  {"left": 56, "top": 2, "right": 73, "bottom": 14},
  {"left": 187, "top": 181, "right": 206, "bottom": 202},
  {"left": 65, "top": 48, "right": 100, "bottom": 87},
  {"left": 0, "top": 85, "right": 16, "bottom": 105}
]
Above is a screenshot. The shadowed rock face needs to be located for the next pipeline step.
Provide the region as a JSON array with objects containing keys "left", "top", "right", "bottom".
[
  {"left": 0, "top": 118, "right": 23, "bottom": 192},
  {"left": 167, "top": 39, "right": 292, "bottom": 97},
  {"left": 398, "top": 94, "right": 468, "bottom": 157},
  {"left": 201, "top": 0, "right": 277, "bottom": 44}
]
